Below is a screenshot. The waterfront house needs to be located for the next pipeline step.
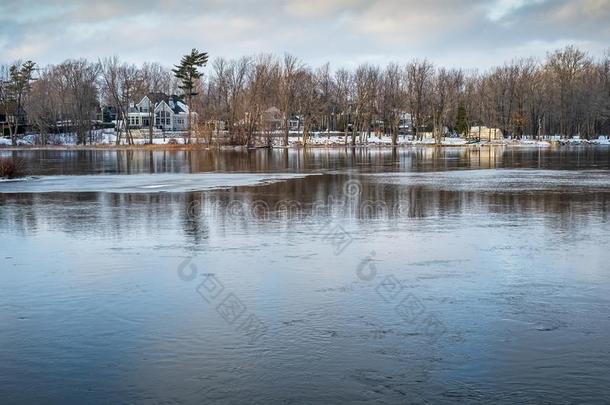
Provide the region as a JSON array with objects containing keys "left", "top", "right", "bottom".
[
  {"left": 126, "top": 93, "right": 195, "bottom": 131},
  {"left": 469, "top": 126, "right": 504, "bottom": 140}
]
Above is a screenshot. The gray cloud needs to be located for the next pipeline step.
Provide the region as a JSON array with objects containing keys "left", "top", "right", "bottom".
[{"left": 0, "top": 0, "right": 608, "bottom": 69}]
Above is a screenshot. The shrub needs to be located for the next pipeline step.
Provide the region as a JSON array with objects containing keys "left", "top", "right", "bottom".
[{"left": 0, "top": 158, "right": 25, "bottom": 179}]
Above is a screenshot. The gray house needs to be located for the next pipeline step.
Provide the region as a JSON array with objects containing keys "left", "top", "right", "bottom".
[{"left": 126, "top": 93, "right": 195, "bottom": 131}]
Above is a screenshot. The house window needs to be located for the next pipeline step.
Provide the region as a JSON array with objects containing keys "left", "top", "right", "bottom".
[{"left": 157, "top": 111, "right": 171, "bottom": 127}]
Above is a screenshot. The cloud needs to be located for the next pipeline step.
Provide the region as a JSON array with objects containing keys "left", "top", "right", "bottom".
[
  {"left": 344, "top": 0, "right": 487, "bottom": 41},
  {"left": 0, "top": 0, "right": 608, "bottom": 69},
  {"left": 486, "top": 0, "right": 545, "bottom": 21},
  {"left": 284, "top": 0, "right": 363, "bottom": 17}
]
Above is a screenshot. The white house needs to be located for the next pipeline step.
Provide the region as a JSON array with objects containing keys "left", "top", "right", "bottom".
[
  {"left": 126, "top": 93, "right": 195, "bottom": 131},
  {"left": 469, "top": 126, "right": 503, "bottom": 140},
  {"left": 398, "top": 112, "right": 412, "bottom": 133}
]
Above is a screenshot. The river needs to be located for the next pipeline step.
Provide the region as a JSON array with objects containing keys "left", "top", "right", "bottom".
[{"left": 1, "top": 146, "right": 609, "bottom": 403}]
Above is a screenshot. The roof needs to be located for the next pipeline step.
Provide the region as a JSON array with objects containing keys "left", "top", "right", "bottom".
[
  {"left": 147, "top": 92, "right": 169, "bottom": 104},
  {"left": 141, "top": 93, "right": 189, "bottom": 114},
  {"left": 168, "top": 95, "right": 189, "bottom": 115},
  {"left": 264, "top": 106, "right": 281, "bottom": 115}
]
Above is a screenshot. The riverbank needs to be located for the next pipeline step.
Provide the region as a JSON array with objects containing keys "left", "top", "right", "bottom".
[
  {"left": 0, "top": 141, "right": 602, "bottom": 151},
  {"left": 4, "top": 129, "right": 610, "bottom": 150}
]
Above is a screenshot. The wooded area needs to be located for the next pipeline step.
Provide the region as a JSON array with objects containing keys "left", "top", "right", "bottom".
[{"left": 1, "top": 45, "right": 609, "bottom": 145}]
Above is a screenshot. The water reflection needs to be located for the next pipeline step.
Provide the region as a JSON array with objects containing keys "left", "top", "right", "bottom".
[
  {"left": 2, "top": 173, "right": 608, "bottom": 243},
  {"left": 2, "top": 146, "right": 610, "bottom": 176},
  {"left": 1, "top": 148, "right": 610, "bottom": 403}
]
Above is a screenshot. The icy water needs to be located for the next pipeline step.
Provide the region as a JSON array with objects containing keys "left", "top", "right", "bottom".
[{"left": 1, "top": 147, "right": 610, "bottom": 404}]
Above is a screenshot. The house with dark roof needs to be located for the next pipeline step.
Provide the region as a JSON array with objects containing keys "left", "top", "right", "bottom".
[
  {"left": 261, "top": 106, "right": 283, "bottom": 131},
  {"left": 126, "top": 93, "right": 195, "bottom": 131},
  {"left": 1, "top": 104, "right": 27, "bottom": 136}
]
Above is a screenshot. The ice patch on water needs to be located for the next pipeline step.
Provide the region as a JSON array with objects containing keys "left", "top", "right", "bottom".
[
  {"left": 362, "top": 169, "right": 610, "bottom": 193},
  {"left": 140, "top": 184, "right": 172, "bottom": 189},
  {"left": 0, "top": 173, "right": 316, "bottom": 194},
  {"left": 0, "top": 176, "right": 37, "bottom": 183}
]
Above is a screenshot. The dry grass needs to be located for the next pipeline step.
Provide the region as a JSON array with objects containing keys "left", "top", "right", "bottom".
[{"left": 0, "top": 157, "right": 25, "bottom": 178}]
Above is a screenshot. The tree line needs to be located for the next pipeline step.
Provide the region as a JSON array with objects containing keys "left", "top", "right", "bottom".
[{"left": 1, "top": 45, "right": 609, "bottom": 146}]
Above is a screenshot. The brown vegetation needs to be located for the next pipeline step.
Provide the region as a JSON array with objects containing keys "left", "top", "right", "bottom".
[
  {"left": 0, "top": 157, "right": 25, "bottom": 178},
  {"left": 2, "top": 46, "right": 610, "bottom": 147}
]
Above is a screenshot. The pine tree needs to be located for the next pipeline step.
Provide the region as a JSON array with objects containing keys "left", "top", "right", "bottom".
[
  {"left": 455, "top": 102, "right": 469, "bottom": 137},
  {"left": 172, "top": 49, "right": 208, "bottom": 144},
  {"left": 5, "top": 61, "right": 36, "bottom": 145}
]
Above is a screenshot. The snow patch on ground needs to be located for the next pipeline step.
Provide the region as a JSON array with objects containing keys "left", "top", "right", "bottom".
[{"left": 3, "top": 130, "right": 609, "bottom": 148}]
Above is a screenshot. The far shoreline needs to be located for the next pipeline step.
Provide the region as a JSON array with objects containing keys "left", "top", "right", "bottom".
[{"left": 0, "top": 142, "right": 598, "bottom": 152}]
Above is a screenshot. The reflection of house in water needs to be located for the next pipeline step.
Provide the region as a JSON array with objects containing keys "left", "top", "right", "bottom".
[{"left": 468, "top": 146, "right": 502, "bottom": 168}]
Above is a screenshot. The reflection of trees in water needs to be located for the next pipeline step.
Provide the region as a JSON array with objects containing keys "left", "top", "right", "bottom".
[
  {"left": 1, "top": 174, "right": 608, "bottom": 242},
  {"left": 182, "top": 192, "right": 209, "bottom": 247},
  {"left": 5, "top": 147, "right": 610, "bottom": 176}
]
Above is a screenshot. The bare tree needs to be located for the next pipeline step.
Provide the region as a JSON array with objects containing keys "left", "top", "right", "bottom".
[
  {"left": 381, "top": 63, "right": 406, "bottom": 145},
  {"left": 353, "top": 64, "right": 380, "bottom": 145},
  {"left": 334, "top": 68, "right": 353, "bottom": 145},
  {"left": 315, "top": 63, "right": 335, "bottom": 136},
  {"left": 25, "top": 68, "right": 58, "bottom": 145},
  {"left": 243, "top": 55, "right": 278, "bottom": 147},
  {"left": 278, "top": 54, "right": 303, "bottom": 146},
  {"left": 12, "top": 45, "right": 610, "bottom": 146},
  {"left": 546, "top": 46, "right": 592, "bottom": 136},
  {"left": 56, "top": 60, "right": 99, "bottom": 145},
  {"left": 295, "top": 68, "right": 317, "bottom": 146},
  {"left": 406, "top": 60, "right": 434, "bottom": 140},
  {"left": 141, "top": 62, "right": 173, "bottom": 143},
  {"left": 99, "top": 57, "right": 144, "bottom": 145}
]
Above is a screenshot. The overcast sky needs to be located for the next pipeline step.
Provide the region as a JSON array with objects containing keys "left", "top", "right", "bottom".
[{"left": 1, "top": 0, "right": 609, "bottom": 70}]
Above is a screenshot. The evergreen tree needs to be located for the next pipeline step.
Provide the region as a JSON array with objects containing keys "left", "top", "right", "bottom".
[
  {"left": 5, "top": 61, "right": 36, "bottom": 145},
  {"left": 455, "top": 102, "right": 469, "bottom": 137},
  {"left": 172, "top": 49, "right": 208, "bottom": 143}
]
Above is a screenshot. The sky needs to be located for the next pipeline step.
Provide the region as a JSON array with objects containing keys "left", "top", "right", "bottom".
[{"left": 1, "top": 0, "right": 609, "bottom": 70}]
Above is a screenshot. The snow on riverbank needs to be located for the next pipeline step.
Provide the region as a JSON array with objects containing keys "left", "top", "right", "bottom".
[
  {"left": 274, "top": 135, "right": 546, "bottom": 147},
  {"left": 3, "top": 129, "right": 609, "bottom": 148}
]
